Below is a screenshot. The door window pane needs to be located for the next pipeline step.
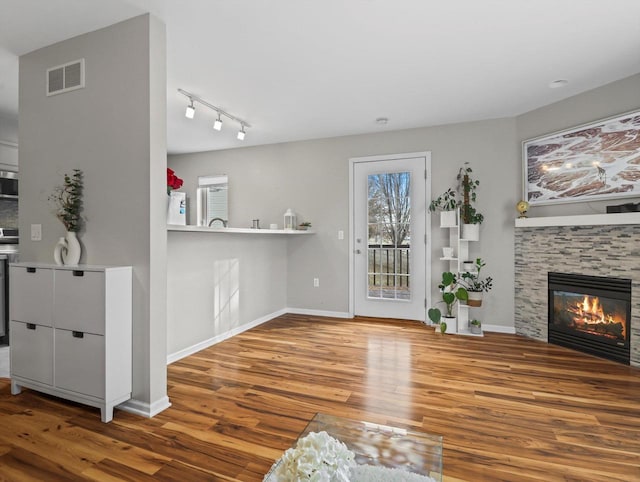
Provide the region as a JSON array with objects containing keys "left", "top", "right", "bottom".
[{"left": 367, "top": 172, "right": 411, "bottom": 301}]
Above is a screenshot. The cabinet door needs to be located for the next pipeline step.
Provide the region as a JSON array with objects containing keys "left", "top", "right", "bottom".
[
  {"left": 10, "top": 267, "right": 53, "bottom": 326},
  {"left": 54, "top": 329, "right": 105, "bottom": 398},
  {"left": 10, "top": 321, "right": 54, "bottom": 385},
  {"left": 53, "top": 270, "right": 105, "bottom": 335}
]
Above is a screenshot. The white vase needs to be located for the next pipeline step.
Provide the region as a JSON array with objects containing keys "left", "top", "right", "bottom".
[
  {"left": 61, "top": 231, "right": 82, "bottom": 265},
  {"left": 440, "top": 210, "right": 457, "bottom": 228},
  {"left": 53, "top": 237, "right": 67, "bottom": 266},
  {"left": 442, "top": 316, "right": 457, "bottom": 334},
  {"left": 461, "top": 223, "right": 480, "bottom": 241}
]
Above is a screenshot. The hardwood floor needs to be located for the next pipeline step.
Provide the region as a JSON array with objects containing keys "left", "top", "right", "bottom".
[{"left": 0, "top": 314, "right": 639, "bottom": 481}]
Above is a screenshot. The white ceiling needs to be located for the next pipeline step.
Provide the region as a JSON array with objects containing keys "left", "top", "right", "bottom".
[{"left": 1, "top": 0, "right": 640, "bottom": 154}]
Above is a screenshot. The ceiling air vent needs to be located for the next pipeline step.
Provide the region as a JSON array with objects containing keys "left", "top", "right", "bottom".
[{"left": 46, "top": 59, "right": 85, "bottom": 96}]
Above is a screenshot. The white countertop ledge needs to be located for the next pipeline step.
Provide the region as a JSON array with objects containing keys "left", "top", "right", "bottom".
[
  {"left": 167, "top": 224, "right": 315, "bottom": 235},
  {"left": 515, "top": 212, "right": 640, "bottom": 228}
]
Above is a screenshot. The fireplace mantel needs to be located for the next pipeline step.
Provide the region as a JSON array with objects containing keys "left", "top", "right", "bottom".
[{"left": 515, "top": 212, "right": 640, "bottom": 228}]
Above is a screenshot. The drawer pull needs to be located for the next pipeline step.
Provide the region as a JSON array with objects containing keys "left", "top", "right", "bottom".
[
  {"left": 72, "top": 331, "right": 84, "bottom": 338},
  {"left": 26, "top": 267, "right": 36, "bottom": 273},
  {"left": 26, "top": 323, "right": 36, "bottom": 330},
  {"left": 72, "top": 270, "right": 84, "bottom": 277}
]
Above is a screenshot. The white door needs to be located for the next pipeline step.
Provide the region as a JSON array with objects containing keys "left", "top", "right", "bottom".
[{"left": 351, "top": 153, "right": 430, "bottom": 320}]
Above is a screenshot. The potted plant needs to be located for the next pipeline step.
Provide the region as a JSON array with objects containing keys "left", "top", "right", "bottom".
[
  {"left": 429, "top": 187, "right": 459, "bottom": 228},
  {"left": 298, "top": 221, "right": 312, "bottom": 230},
  {"left": 470, "top": 319, "right": 482, "bottom": 335},
  {"left": 428, "top": 271, "right": 468, "bottom": 334},
  {"left": 460, "top": 258, "right": 493, "bottom": 307},
  {"left": 49, "top": 169, "right": 84, "bottom": 266},
  {"left": 457, "top": 163, "right": 483, "bottom": 241}
]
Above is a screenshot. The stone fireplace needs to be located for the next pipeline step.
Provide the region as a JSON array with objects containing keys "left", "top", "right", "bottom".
[{"left": 514, "top": 214, "right": 640, "bottom": 368}]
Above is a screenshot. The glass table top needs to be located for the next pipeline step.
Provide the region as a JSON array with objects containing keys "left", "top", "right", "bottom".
[{"left": 264, "top": 412, "right": 443, "bottom": 481}]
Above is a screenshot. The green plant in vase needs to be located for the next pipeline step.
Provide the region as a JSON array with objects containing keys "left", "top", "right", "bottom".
[
  {"left": 460, "top": 258, "right": 493, "bottom": 307},
  {"left": 429, "top": 188, "right": 460, "bottom": 227},
  {"left": 49, "top": 169, "right": 84, "bottom": 266},
  {"left": 428, "top": 271, "right": 468, "bottom": 333}
]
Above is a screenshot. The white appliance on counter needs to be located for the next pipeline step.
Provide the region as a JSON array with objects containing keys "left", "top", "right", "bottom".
[{"left": 167, "top": 191, "right": 186, "bottom": 225}]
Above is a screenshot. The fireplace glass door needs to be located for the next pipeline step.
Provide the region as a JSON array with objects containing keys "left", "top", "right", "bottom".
[{"left": 548, "top": 272, "right": 631, "bottom": 364}]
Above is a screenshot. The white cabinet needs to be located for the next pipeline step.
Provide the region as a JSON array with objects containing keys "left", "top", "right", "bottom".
[
  {"left": 438, "top": 212, "right": 482, "bottom": 336},
  {"left": 9, "top": 263, "right": 132, "bottom": 422}
]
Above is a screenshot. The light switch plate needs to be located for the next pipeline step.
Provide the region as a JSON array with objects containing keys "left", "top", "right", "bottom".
[{"left": 31, "top": 224, "right": 42, "bottom": 241}]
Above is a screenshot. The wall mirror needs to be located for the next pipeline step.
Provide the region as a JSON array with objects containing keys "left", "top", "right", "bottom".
[{"left": 197, "top": 174, "right": 228, "bottom": 227}]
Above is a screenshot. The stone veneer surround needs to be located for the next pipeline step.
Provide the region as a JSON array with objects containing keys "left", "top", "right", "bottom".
[{"left": 515, "top": 224, "right": 640, "bottom": 367}]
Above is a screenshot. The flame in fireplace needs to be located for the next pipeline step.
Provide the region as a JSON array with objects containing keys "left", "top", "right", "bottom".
[{"left": 568, "top": 295, "right": 625, "bottom": 339}]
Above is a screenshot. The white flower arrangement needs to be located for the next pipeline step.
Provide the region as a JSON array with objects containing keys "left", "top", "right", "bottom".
[{"left": 265, "top": 431, "right": 356, "bottom": 481}]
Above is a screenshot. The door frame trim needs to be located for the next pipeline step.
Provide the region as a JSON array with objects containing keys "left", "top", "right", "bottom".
[{"left": 348, "top": 151, "right": 431, "bottom": 318}]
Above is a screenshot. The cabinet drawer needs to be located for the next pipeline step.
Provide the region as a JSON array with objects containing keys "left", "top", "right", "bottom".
[
  {"left": 10, "top": 321, "right": 53, "bottom": 385},
  {"left": 54, "top": 329, "right": 105, "bottom": 398},
  {"left": 10, "top": 266, "right": 53, "bottom": 326},
  {"left": 53, "top": 270, "right": 105, "bottom": 335}
]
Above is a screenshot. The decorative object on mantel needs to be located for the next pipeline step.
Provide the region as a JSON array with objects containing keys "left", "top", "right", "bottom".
[
  {"left": 523, "top": 108, "right": 640, "bottom": 206},
  {"left": 516, "top": 200, "right": 529, "bottom": 218},
  {"left": 167, "top": 168, "right": 186, "bottom": 225},
  {"left": 298, "top": 221, "right": 312, "bottom": 230},
  {"left": 606, "top": 201, "right": 640, "bottom": 213},
  {"left": 49, "top": 169, "right": 83, "bottom": 265},
  {"left": 284, "top": 208, "right": 296, "bottom": 231}
]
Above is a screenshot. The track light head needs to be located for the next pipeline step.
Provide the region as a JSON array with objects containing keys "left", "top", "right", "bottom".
[
  {"left": 178, "top": 89, "right": 251, "bottom": 139},
  {"left": 213, "top": 113, "right": 222, "bottom": 131},
  {"left": 185, "top": 99, "right": 195, "bottom": 119}
]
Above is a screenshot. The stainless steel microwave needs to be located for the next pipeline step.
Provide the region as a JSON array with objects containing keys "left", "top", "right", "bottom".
[{"left": 0, "top": 171, "right": 18, "bottom": 199}]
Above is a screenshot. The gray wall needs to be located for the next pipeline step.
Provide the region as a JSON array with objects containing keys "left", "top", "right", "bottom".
[
  {"left": 169, "top": 117, "right": 519, "bottom": 328},
  {"left": 516, "top": 73, "right": 640, "bottom": 217},
  {"left": 19, "top": 15, "right": 168, "bottom": 412},
  {"left": 167, "top": 231, "right": 287, "bottom": 357}
]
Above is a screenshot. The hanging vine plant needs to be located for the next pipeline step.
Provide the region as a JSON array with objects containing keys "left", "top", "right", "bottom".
[{"left": 457, "top": 163, "right": 483, "bottom": 224}]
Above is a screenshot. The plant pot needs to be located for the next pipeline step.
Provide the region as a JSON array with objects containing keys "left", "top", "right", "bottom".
[
  {"left": 462, "top": 261, "right": 475, "bottom": 272},
  {"left": 470, "top": 324, "right": 482, "bottom": 335},
  {"left": 461, "top": 223, "right": 479, "bottom": 241},
  {"left": 442, "top": 316, "right": 457, "bottom": 334},
  {"left": 442, "top": 247, "right": 454, "bottom": 258},
  {"left": 440, "top": 210, "right": 457, "bottom": 228},
  {"left": 467, "top": 291, "right": 483, "bottom": 307}
]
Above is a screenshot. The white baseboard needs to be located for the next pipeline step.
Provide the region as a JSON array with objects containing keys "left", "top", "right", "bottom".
[
  {"left": 118, "top": 396, "right": 172, "bottom": 418},
  {"left": 166, "top": 308, "right": 288, "bottom": 364},
  {"left": 286, "top": 308, "right": 352, "bottom": 319},
  {"left": 483, "top": 324, "right": 516, "bottom": 334}
]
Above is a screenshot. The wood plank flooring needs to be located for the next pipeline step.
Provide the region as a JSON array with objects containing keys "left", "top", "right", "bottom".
[{"left": 0, "top": 314, "right": 639, "bottom": 481}]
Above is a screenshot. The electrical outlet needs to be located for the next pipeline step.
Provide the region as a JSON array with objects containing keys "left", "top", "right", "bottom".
[
  {"left": 31, "top": 224, "right": 42, "bottom": 241},
  {"left": 313, "top": 278, "right": 320, "bottom": 288},
  {"left": 338, "top": 230, "right": 344, "bottom": 240}
]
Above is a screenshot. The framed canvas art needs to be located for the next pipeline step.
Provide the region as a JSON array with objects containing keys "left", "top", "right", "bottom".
[{"left": 523, "top": 109, "right": 640, "bottom": 205}]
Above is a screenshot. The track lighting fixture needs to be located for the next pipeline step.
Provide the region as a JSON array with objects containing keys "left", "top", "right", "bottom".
[
  {"left": 213, "top": 113, "right": 222, "bottom": 131},
  {"left": 178, "top": 88, "right": 250, "bottom": 140},
  {"left": 185, "top": 99, "right": 195, "bottom": 119}
]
